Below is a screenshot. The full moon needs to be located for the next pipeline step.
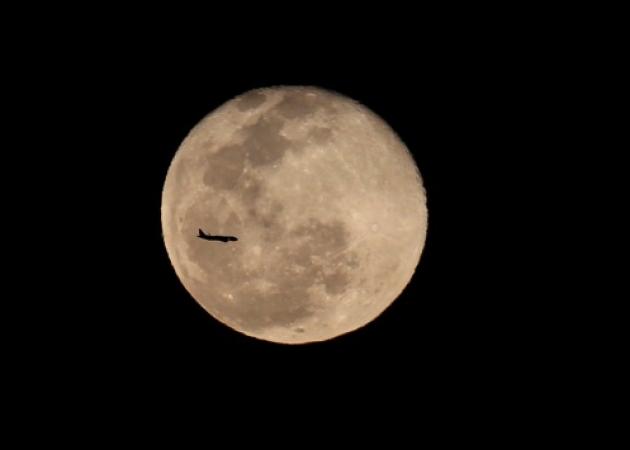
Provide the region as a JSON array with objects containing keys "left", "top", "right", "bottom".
[{"left": 161, "top": 86, "right": 427, "bottom": 344}]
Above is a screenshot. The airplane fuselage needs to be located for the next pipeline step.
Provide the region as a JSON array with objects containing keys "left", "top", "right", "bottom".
[
  {"left": 198, "top": 235, "right": 238, "bottom": 243},
  {"left": 197, "top": 229, "right": 238, "bottom": 243}
]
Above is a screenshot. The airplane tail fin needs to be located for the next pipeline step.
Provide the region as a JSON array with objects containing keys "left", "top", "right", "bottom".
[{"left": 198, "top": 229, "right": 207, "bottom": 237}]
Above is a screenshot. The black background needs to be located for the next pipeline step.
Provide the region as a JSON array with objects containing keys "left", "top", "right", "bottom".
[
  {"left": 12, "top": 21, "right": 556, "bottom": 415},
  {"left": 87, "top": 52, "right": 529, "bottom": 388},
  {"left": 4, "top": 9, "right": 610, "bottom": 442}
]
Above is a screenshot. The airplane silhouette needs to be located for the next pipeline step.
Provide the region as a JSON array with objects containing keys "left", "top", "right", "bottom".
[{"left": 197, "top": 229, "right": 238, "bottom": 243}]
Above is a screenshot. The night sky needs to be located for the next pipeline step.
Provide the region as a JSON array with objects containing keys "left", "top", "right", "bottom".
[{"left": 13, "top": 28, "right": 550, "bottom": 418}]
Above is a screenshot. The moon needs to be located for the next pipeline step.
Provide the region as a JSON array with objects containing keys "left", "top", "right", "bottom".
[{"left": 161, "top": 86, "right": 427, "bottom": 344}]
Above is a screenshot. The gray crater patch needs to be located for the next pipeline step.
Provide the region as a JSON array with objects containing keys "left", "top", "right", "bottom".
[
  {"left": 322, "top": 271, "right": 350, "bottom": 295},
  {"left": 235, "top": 91, "right": 267, "bottom": 111},
  {"left": 242, "top": 116, "right": 291, "bottom": 167},
  {"left": 274, "top": 92, "right": 323, "bottom": 119},
  {"left": 309, "top": 126, "right": 333, "bottom": 145},
  {"left": 203, "top": 144, "right": 247, "bottom": 190}
]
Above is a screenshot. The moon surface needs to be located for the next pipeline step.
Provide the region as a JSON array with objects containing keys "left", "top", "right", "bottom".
[{"left": 161, "top": 86, "right": 427, "bottom": 344}]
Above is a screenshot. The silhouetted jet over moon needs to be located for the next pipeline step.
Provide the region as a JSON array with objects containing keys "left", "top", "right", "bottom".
[
  {"left": 161, "top": 86, "right": 427, "bottom": 344},
  {"left": 197, "top": 229, "right": 238, "bottom": 243}
]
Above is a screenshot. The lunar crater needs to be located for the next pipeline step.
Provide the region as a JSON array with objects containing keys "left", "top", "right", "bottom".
[
  {"left": 274, "top": 91, "right": 323, "bottom": 119},
  {"left": 203, "top": 144, "right": 247, "bottom": 190},
  {"left": 241, "top": 116, "right": 291, "bottom": 167},
  {"left": 235, "top": 91, "right": 267, "bottom": 111},
  {"left": 308, "top": 126, "right": 334, "bottom": 145}
]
